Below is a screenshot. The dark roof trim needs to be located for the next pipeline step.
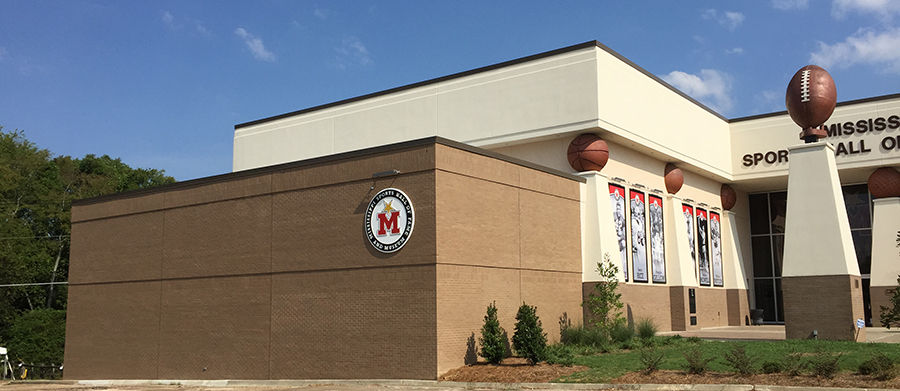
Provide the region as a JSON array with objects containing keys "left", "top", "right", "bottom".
[
  {"left": 73, "top": 136, "right": 585, "bottom": 206},
  {"left": 729, "top": 92, "right": 900, "bottom": 123},
  {"left": 235, "top": 40, "right": 727, "bottom": 129}
]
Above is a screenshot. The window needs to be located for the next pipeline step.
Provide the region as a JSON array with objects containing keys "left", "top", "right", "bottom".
[{"left": 748, "top": 185, "right": 873, "bottom": 324}]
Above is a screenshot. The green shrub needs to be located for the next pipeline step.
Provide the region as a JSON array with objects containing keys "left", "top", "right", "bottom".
[
  {"left": 859, "top": 350, "right": 896, "bottom": 380},
  {"left": 761, "top": 361, "right": 783, "bottom": 374},
  {"left": 782, "top": 350, "right": 808, "bottom": 376},
  {"left": 808, "top": 349, "right": 842, "bottom": 378},
  {"left": 636, "top": 318, "right": 658, "bottom": 340},
  {"left": 478, "top": 302, "right": 506, "bottom": 364},
  {"left": 544, "top": 344, "right": 575, "bottom": 367},
  {"left": 682, "top": 346, "right": 715, "bottom": 375},
  {"left": 6, "top": 309, "right": 66, "bottom": 364},
  {"left": 583, "top": 253, "right": 625, "bottom": 334},
  {"left": 639, "top": 348, "right": 665, "bottom": 374},
  {"left": 512, "top": 303, "right": 548, "bottom": 364},
  {"left": 609, "top": 321, "right": 634, "bottom": 344},
  {"left": 685, "top": 336, "right": 703, "bottom": 344},
  {"left": 721, "top": 343, "right": 757, "bottom": 376},
  {"left": 560, "top": 323, "right": 608, "bottom": 347}
]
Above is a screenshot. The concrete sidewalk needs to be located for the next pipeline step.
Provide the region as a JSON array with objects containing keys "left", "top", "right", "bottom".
[{"left": 660, "top": 325, "right": 900, "bottom": 343}]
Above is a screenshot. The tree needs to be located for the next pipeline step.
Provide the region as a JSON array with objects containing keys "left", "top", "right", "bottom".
[
  {"left": 583, "top": 253, "right": 625, "bottom": 333},
  {"left": 512, "top": 302, "right": 547, "bottom": 364},
  {"left": 0, "top": 127, "right": 175, "bottom": 363},
  {"left": 880, "top": 275, "right": 900, "bottom": 329},
  {"left": 478, "top": 301, "right": 505, "bottom": 364}
]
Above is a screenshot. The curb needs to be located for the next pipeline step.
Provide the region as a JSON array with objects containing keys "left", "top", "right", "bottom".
[{"left": 49, "top": 379, "right": 893, "bottom": 391}]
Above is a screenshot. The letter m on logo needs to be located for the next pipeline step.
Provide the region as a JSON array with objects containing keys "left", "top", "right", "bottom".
[{"left": 377, "top": 211, "right": 401, "bottom": 236}]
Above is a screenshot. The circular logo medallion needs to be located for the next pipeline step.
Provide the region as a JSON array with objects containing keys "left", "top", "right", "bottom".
[{"left": 365, "top": 188, "right": 415, "bottom": 253}]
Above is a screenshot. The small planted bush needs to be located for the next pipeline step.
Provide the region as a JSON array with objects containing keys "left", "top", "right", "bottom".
[
  {"left": 512, "top": 302, "right": 548, "bottom": 364},
  {"left": 636, "top": 318, "right": 658, "bottom": 340},
  {"left": 682, "top": 346, "right": 715, "bottom": 375},
  {"left": 808, "top": 348, "right": 842, "bottom": 379},
  {"left": 761, "top": 361, "right": 783, "bottom": 374},
  {"left": 609, "top": 321, "right": 635, "bottom": 344},
  {"left": 639, "top": 348, "right": 665, "bottom": 374},
  {"left": 721, "top": 343, "right": 757, "bottom": 376},
  {"left": 782, "top": 350, "right": 808, "bottom": 376},
  {"left": 859, "top": 350, "right": 896, "bottom": 380},
  {"left": 478, "top": 301, "right": 506, "bottom": 364},
  {"left": 544, "top": 344, "right": 575, "bottom": 367}
]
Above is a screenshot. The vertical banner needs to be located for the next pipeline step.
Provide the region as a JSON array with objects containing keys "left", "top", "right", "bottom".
[
  {"left": 697, "top": 208, "right": 710, "bottom": 286},
  {"left": 630, "top": 189, "right": 648, "bottom": 282},
  {"left": 710, "top": 212, "right": 724, "bottom": 287},
  {"left": 648, "top": 195, "right": 666, "bottom": 284},
  {"left": 683, "top": 204, "right": 696, "bottom": 278},
  {"left": 609, "top": 184, "right": 629, "bottom": 281}
]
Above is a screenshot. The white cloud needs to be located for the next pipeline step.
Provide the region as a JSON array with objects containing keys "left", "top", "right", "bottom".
[
  {"left": 314, "top": 9, "right": 331, "bottom": 20},
  {"left": 753, "top": 90, "right": 785, "bottom": 114},
  {"left": 235, "top": 28, "right": 276, "bottom": 62},
  {"left": 810, "top": 27, "right": 900, "bottom": 72},
  {"left": 832, "top": 0, "right": 900, "bottom": 21},
  {"left": 162, "top": 11, "right": 175, "bottom": 26},
  {"left": 702, "top": 9, "right": 745, "bottom": 31},
  {"left": 330, "top": 36, "right": 372, "bottom": 69},
  {"left": 162, "top": 11, "right": 212, "bottom": 38},
  {"left": 195, "top": 21, "right": 212, "bottom": 37},
  {"left": 772, "top": 0, "right": 811, "bottom": 10},
  {"left": 726, "top": 47, "right": 745, "bottom": 55},
  {"left": 661, "top": 69, "right": 735, "bottom": 113}
]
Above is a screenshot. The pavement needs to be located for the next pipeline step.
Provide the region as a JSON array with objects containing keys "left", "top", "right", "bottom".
[
  {"left": 4, "top": 326, "right": 900, "bottom": 391},
  {"left": 659, "top": 325, "right": 900, "bottom": 343}
]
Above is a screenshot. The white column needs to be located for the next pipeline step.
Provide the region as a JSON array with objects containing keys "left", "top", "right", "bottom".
[
  {"left": 723, "top": 211, "right": 749, "bottom": 290},
  {"left": 782, "top": 143, "right": 859, "bottom": 277},
  {"left": 578, "top": 172, "right": 626, "bottom": 282},
  {"left": 664, "top": 195, "right": 697, "bottom": 286},
  {"left": 871, "top": 197, "right": 900, "bottom": 288}
]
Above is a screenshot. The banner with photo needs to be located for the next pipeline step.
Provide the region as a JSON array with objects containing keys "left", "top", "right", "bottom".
[
  {"left": 710, "top": 211, "right": 724, "bottom": 287},
  {"left": 648, "top": 195, "right": 666, "bottom": 284},
  {"left": 630, "top": 189, "right": 648, "bottom": 283},
  {"left": 697, "top": 208, "right": 710, "bottom": 286},
  {"left": 683, "top": 204, "right": 696, "bottom": 278},
  {"left": 609, "top": 184, "right": 628, "bottom": 281}
]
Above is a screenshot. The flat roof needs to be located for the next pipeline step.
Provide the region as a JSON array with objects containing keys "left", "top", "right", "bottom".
[
  {"left": 235, "top": 40, "right": 726, "bottom": 130},
  {"left": 73, "top": 136, "right": 586, "bottom": 207}
]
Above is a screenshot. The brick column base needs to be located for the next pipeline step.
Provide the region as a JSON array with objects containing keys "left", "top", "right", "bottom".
[
  {"left": 871, "top": 285, "right": 898, "bottom": 327},
  {"left": 783, "top": 275, "right": 866, "bottom": 341}
]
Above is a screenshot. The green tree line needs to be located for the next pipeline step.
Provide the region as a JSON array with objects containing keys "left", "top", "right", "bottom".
[{"left": 0, "top": 127, "right": 175, "bottom": 364}]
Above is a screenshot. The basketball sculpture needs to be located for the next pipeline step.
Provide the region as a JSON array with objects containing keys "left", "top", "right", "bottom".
[
  {"left": 664, "top": 163, "right": 683, "bottom": 194},
  {"left": 567, "top": 134, "right": 609, "bottom": 172},
  {"left": 868, "top": 167, "right": 900, "bottom": 198},
  {"left": 721, "top": 184, "right": 737, "bottom": 211},
  {"left": 785, "top": 65, "right": 837, "bottom": 142}
]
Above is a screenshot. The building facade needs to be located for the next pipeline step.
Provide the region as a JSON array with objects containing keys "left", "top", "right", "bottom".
[{"left": 66, "top": 41, "right": 900, "bottom": 380}]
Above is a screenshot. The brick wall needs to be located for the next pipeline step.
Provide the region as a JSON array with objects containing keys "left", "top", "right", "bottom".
[
  {"left": 783, "top": 275, "right": 866, "bottom": 341},
  {"left": 433, "top": 144, "right": 583, "bottom": 376},
  {"left": 66, "top": 138, "right": 584, "bottom": 380}
]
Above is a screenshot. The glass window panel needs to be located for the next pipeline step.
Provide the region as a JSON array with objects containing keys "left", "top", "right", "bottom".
[
  {"left": 769, "top": 192, "right": 788, "bottom": 234},
  {"left": 749, "top": 194, "right": 770, "bottom": 235},
  {"left": 772, "top": 235, "right": 784, "bottom": 277},
  {"left": 775, "top": 278, "right": 784, "bottom": 323},
  {"left": 752, "top": 236, "right": 773, "bottom": 278},
  {"left": 843, "top": 184, "right": 871, "bottom": 229},
  {"left": 754, "top": 279, "right": 777, "bottom": 322},
  {"left": 863, "top": 278, "right": 872, "bottom": 326},
  {"left": 852, "top": 229, "right": 872, "bottom": 275}
]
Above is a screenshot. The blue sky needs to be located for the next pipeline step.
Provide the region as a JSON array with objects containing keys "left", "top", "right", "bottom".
[{"left": 2, "top": 1, "right": 900, "bottom": 181}]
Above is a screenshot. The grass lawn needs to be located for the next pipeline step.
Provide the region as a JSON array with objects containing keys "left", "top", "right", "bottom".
[{"left": 553, "top": 336, "right": 900, "bottom": 383}]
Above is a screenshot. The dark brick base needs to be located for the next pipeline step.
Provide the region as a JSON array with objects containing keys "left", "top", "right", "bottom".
[{"left": 783, "top": 275, "right": 865, "bottom": 341}]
